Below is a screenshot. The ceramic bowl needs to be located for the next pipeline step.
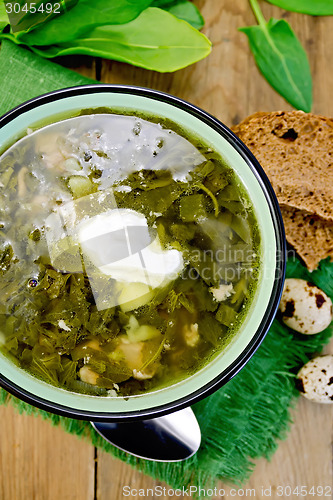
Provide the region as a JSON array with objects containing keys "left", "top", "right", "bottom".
[{"left": 0, "top": 85, "right": 285, "bottom": 421}]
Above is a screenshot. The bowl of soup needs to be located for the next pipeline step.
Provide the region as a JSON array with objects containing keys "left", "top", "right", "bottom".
[{"left": 0, "top": 85, "right": 285, "bottom": 421}]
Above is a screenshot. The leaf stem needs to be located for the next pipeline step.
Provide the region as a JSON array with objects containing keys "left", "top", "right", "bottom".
[
  {"left": 195, "top": 182, "right": 219, "bottom": 217},
  {"left": 249, "top": 0, "right": 266, "bottom": 28}
]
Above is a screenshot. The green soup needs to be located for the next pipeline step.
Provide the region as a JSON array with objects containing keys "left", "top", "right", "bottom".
[{"left": 0, "top": 110, "right": 261, "bottom": 397}]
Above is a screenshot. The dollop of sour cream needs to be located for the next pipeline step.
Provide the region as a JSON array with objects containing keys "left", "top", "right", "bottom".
[{"left": 78, "top": 208, "right": 183, "bottom": 290}]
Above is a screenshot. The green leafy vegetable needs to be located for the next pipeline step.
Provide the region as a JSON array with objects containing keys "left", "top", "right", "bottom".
[
  {"left": 163, "top": 1, "right": 204, "bottom": 30},
  {"left": 265, "top": 0, "right": 333, "bottom": 16},
  {"left": 170, "top": 223, "right": 196, "bottom": 241},
  {"left": 151, "top": 0, "right": 177, "bottom": 5},
  {"left": 216, "top": 303, "right": 238, "bottom": 327},
  {"left": 13, "top": 8, "right": 211, "bottom": 72},
  {"left": 16, "top": 0, "right": 154, "bottom": 45},
  {"left": 240, "top": 0, "right": 312, "bottom": 112},
  {"left": 59, "top": 358, "right": 78, "bottom": 386},
  {"left": 152, "top": 0, "right": 204, "bottom": 29},
  {"left": 0, "top": 1, "right": 210, "bottom": 73},
  {"left": 0, "top": 2, "right": 8, "bottom": 31},
  {"left": 179, "top": 193, "right": 207, "bottom": 221},
  {"left": 197, "top": 313, "right": 222, "bottom": 347},
  {"left": 6, "top": 0, "right": 78, "bottom": 34},
  {"left": 0, "top": 244, "right": 13, "bottom": 275}
]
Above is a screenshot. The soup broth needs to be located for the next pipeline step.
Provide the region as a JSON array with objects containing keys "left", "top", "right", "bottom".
[{"left": 0, "top": 111, "right": 261, "bottom": 397}]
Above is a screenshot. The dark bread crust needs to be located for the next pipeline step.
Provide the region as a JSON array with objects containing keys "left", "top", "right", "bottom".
[
  {"left": 280, "top": 205, "right": 333, "bottom": 271},
  {"left": 232, "top": 111, "right": 333, "bottom": 270},
  {"left": 232, "top": 111, "right": 333, "bottom": 221}
]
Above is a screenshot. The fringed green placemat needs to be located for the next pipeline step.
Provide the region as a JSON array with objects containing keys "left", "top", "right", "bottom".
[{"left": 1, "top": 39, "right": 333, "bottom": 493}]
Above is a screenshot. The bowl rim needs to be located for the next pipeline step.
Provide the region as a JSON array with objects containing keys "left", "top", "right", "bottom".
[{"left": 0, "top": 84, "right": 286, "bottom": 421}]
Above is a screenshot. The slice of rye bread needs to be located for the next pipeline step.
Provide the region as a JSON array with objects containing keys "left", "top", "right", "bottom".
[
  {"left": 280, "top": 205, "right": 333, "bottom": 271},
  {"left": 232, "top": 111, "right": 333, "bottom": 221}
]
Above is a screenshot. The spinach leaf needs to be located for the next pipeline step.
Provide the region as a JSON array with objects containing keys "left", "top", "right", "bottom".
[
  {"left": 0, "top": 2, "right": 9, "bottom": 31},
  {"left": 239, "top": 17, "right": 312, "bottom": 111},
  {"left": 265, "top": 1, "right": 333, "bottom": 16},
  {"left": 151, "top": 0, "right": 175, "bottom": 6},
  {"left": 25, "top": 8, "right": 212, "bottom": 72},
  {"left": 16, "top": 0, "right": 154, "bottom": 45},
  {"left": 5, "top": 0, "right": 78, "bottom": 34},
  {"left": 152, "top": 0, "right": 204, "bottom": 29}
]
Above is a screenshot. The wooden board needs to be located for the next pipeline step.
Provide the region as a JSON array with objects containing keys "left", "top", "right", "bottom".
[
  {"left": 0, "top": 404, "right": 95, "bottom": 500},
  {"left": 1, "top": 1, "right": 333, "bottom": 499}
]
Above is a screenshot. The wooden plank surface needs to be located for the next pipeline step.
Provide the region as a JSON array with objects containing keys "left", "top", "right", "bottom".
[
  {"left": 0, "top": 404, "right": 95, "bottom": 500},
  {"left": 1, "top": 1, "right": 333, "bottom": 499}
]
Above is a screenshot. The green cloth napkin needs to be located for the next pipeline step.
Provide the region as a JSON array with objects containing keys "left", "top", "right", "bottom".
[
  {"left": 1, "top": 39, "right": 333, "bottom": 492},
  {"left": 0, "top": 40, "right": 93, "bottom": 112}
]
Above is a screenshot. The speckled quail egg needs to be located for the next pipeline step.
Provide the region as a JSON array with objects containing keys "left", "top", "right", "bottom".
[
  {"left": 296, "top": 355, "right": 333, "bottom": 403},
  {"left": 279, "top": 279, "right": 332, "bottom": 334}
]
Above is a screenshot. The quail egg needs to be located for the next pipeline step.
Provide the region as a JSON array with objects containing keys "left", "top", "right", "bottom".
[
  {"left": 296, "top": 355, "right": 333, "bottom": 403},
  {"left": 279, "top": 279, "right": 332, "bottom": 334}
]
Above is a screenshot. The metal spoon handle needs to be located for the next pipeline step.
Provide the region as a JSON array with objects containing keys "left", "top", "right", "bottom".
[{"left": 91, "top": 407, "right": 201, "bottom": 462}]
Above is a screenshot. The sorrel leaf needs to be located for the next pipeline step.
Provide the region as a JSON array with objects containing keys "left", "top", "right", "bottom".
[
  {"left": 0, "top": 2, "right": 9, "bottom": 31},
  {"left": 25, "top": 8, "right": 212, "bottom": 72},
  {"left": 152, "top": 0, "right": 204, "bottom": 29},
  {"left": 265, "top": 0, "right": 333, "bottom": 16},
  {"left": 16, "top": 0, "right": 154, "bottom": 45},
  {"left": 239, "top": 18, "right": 312, "bottom": 111},
  {"left": 5, "top": 0, "right": 78, "bottom": 34}
]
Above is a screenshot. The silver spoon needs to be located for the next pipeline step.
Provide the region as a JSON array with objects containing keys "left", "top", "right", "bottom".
[{"left": 91, "top": 407, "right": 201, "bottom": 462}]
